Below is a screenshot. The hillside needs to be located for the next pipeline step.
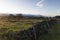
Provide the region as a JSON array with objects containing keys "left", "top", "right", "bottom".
[
  {"left": 0, "top": 15, "right": 59, "bottom": 40},
  {"left": 0, "top": 16, "right": 43, "bottom": 31}
]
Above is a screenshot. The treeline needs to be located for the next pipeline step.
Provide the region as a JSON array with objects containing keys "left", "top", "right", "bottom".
[
  {"left": 6, "top": 14, "right": 60, "bottom": 22},
  {"left": 7, "top": 14, "right": 44, "bottom": 19},
  {"left": 7, "top": 14, "right": 23, "bottom": 22},
  {"left": 7, "top": 14, "right": 60, "bottom": 19},
  {"left": 7, "top": 14, "right": 46, "bottom": 22}
]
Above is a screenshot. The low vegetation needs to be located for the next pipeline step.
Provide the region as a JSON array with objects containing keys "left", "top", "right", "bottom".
[
  {"left": 38, "top": 21, "right": 60, "bottom": 40},
  {"left": 0, "top": 14, "right": 59, "bottom": 40}
]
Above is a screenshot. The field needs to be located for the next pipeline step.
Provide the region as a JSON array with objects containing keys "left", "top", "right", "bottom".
[
  {"left": 0, "top": 16, "right": 60, "bottom": 40},
  {"left": 0, "top": 16, "right": 43, "bottom": 31}
]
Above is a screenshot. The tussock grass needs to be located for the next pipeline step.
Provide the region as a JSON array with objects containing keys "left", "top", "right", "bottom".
[
  {"left": 37, "top": 21, "right": 60, "bottom": 40},
  {"left": 0, "top": 16, "right": 43, "bottom": 31}
]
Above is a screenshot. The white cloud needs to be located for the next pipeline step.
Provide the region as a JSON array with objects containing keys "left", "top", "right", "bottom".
[{"left": 36, "top": 0, "right": 45, "bottom": 7}]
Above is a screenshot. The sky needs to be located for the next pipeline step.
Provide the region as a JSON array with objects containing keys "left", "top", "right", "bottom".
[{"left": 0, "top": 0, "right": 60, "bottom": 16}]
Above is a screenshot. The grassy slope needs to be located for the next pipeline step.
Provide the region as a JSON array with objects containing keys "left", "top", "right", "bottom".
[
  {"left": 0, "top": 16, "right": 43, "bottom": 31},
  {"left": 0, "top": 16, "right": 60, "bottom": 40},
  {"left": 38, "top": 21, "right": 60, "bottom": 40}
]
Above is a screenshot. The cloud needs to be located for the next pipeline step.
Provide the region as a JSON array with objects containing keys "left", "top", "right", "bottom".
[{"left": 36, "top": 0, "right": 45, "bottom": 7}]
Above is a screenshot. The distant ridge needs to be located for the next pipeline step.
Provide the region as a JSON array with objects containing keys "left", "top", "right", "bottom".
[
  {"left": 22, "top": 14, "right": 44, "bottom": 18},
  {"left": 0, "top": 14, "right": 44, "bottom": 17},
  {"left": 0, "top": 14, "right": 9, "bottom": 16}
]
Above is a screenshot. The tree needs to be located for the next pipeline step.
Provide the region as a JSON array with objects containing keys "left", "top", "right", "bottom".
[
  {"left": 55, "top": 16, "right": 60, "bottom": 19},
  {"left": 16, "top": 14, "right": 23, "bottom": 19}
]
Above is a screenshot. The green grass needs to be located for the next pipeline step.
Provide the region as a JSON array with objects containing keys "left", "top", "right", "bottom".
[
  {"left": 0, "top": 18, "right": 43, "bottom": 40},
  {"left": 38, "top": 21, "right": 60, "bottom": 40},
  {"left": 0, "top": 18, "right": 43, "bottom": 31},
  {"left": 0, "top": 17, "right": 60, "bottom": 40}
]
